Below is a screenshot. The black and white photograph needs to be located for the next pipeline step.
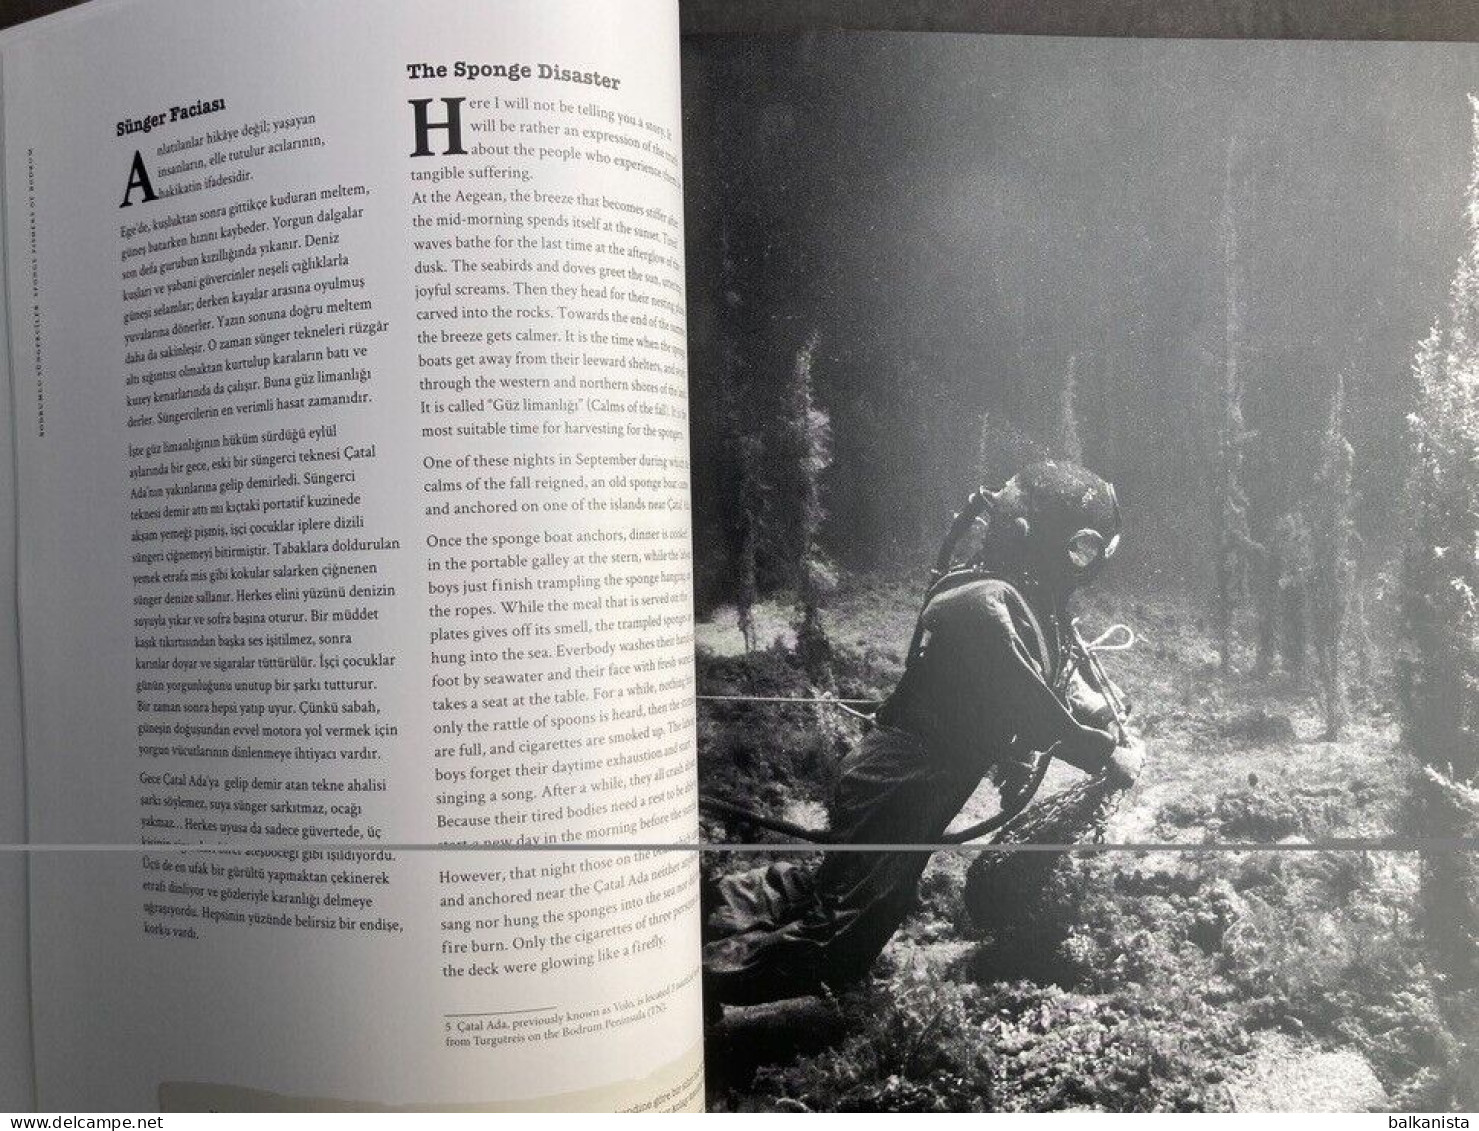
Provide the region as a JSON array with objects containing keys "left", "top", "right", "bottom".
[
  {"left": 5, "top": 0, "right": 1479, "bottom": 1116},
  {"left": 684, "top": 32, "right": 1479, "bottom": 1113}
]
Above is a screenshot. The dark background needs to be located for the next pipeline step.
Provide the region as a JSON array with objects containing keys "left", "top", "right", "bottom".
[
  {"left": 7, "top": 1, "right": 1479, "bottom": 37},
  {"left": 680, "top": 1, "right": 1479, "bottom": 38},
  {"left": 10, "top": 3, "right": 1479, "bottom": 48}
]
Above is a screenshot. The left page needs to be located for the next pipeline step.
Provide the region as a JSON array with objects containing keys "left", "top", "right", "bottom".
[{"left": 4, "top": 0, "right": 700, "bottom": 1111}]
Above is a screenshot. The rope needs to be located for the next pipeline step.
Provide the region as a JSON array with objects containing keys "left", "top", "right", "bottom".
[
  {"left": 696, "top": 695, "right": 879, "bottom": 706},
  {"left": 698, "top": 746, "right": 1064, "bottom": 847},
  {"left": 1086, "top": 623, "right": 1136, "bottom": 651},
  {"left": 940, "top": 746, "right": 1059, "bottom": 844},
  {"left": 697, "top": 794, "right": 834, "bottom": 844}
]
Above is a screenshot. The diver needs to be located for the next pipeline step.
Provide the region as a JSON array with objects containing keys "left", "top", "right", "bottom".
[{"left": 703, "top": 460, "right": 1145, "bottom": 1008}]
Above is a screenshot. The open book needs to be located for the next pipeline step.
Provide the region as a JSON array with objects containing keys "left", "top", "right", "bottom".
[{"left": 3, "top": 0, "right": 1476, "bottom": 1114}]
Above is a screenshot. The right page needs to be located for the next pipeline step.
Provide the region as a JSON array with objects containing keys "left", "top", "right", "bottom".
[{"left": 685, "top": 32, "right": 1478, "bottom": 1113}]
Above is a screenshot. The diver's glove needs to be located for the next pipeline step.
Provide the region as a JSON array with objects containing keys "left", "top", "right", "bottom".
[
  {"left": 1103, "top": 732, "right": 1145, "bottom": 791},
  {"left": 1066, "top": 671, "right": 1133, "bottom": 731}
]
